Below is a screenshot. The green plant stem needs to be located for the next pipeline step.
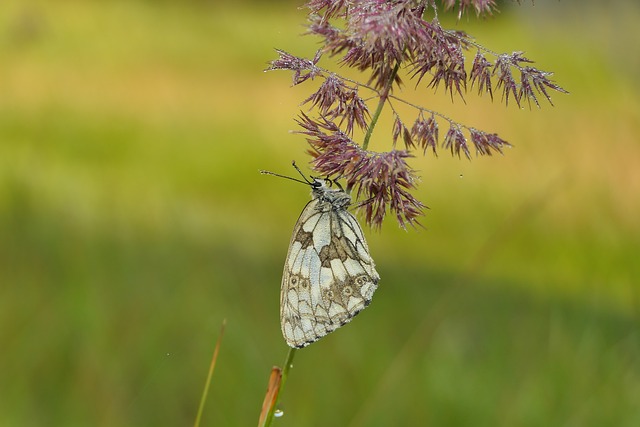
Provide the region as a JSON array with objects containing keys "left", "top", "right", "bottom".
[
  {"left": 263, "top": 347, "right": 297, "bottom": 427},
  {"left": 194, "top": 319, "right": 226, "bottom": 427},
  {"left": 362, "top": 62, "right": 401, "bottom": 150}
]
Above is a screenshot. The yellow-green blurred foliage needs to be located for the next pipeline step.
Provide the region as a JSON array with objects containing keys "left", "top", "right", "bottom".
[{"left": 1, "top": 1, "right": 639, "bottom": 426}]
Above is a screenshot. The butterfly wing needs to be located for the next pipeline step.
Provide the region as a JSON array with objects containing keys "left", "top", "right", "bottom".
[{"left": 280, "top": 198, "right": 380, "bottom": 348}]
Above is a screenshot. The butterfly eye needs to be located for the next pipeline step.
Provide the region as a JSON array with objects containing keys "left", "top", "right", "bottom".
[{"left": 309, "top": 178, "right": 324, "bottom": 189}]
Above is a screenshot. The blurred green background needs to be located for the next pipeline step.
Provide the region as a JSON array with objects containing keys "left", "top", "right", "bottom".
[{"left": 1, "top": 0, "right": 639, "bottom": 426}]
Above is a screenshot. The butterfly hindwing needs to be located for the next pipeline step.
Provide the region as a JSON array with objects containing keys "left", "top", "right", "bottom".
[{"left": 280, "top": 180, "right": 380, "bottom": 348}]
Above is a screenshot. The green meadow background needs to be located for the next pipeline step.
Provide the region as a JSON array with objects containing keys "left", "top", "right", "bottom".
[{"left": 1, "top": 1, "right": 639, "bottom": 426}]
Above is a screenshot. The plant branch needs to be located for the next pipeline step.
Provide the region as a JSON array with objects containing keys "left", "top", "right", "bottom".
[{"left": 362, "top": 62, "right": 400, "bottom": 150}]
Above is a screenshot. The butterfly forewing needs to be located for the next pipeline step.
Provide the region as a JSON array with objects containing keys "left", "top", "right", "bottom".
[{"left": 281, "top": 179, "right": 380, "bottom": 348}]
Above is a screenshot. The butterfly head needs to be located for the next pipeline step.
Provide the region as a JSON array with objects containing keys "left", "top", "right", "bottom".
[
  {"left": 260, "top": 162, "right": 351, "bottom": 207},
  {"left": 310, "top": 177, "right": 351, "bottom": 208}
]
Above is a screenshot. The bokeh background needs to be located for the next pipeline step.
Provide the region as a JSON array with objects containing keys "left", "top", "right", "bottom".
[{"left": 1, "top": 0, "right": 639, "bottom": 426}]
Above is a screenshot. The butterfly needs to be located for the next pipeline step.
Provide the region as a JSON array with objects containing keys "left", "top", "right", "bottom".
[{"left": 262, "top": 163, "right": 380, "bottom": 348}]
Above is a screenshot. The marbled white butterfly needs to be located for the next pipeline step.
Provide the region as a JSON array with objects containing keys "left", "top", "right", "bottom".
[{"left": 262, "top": 163, "right": 380, "bottom": 348}]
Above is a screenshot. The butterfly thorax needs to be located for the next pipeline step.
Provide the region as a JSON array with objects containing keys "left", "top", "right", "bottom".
[{"left": 311, "top": 179, "right": 351, "bottom": 209}]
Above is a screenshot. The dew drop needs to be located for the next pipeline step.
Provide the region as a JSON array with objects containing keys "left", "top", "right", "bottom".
[
  {"left": 459, "top": 174, "right": 464, "bottom": 178},
  {"left": 274, "top": 409, "right": 284, "bottom": 418}
]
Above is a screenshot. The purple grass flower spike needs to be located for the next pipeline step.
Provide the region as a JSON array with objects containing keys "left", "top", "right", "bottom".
[{"left": 266, "top": 0, "right": 566, "bottom": 229}]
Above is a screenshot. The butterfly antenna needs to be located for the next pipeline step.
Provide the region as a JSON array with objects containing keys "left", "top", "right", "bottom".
[
  {"left": 291, "top": 161, "right": 313, "bottom": 184},
  {"left": 293, "top": 160, "right": 339, "bottom": 189},
  {"left": 260, "top": 161, "right": 313, "bottom": 186}
]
